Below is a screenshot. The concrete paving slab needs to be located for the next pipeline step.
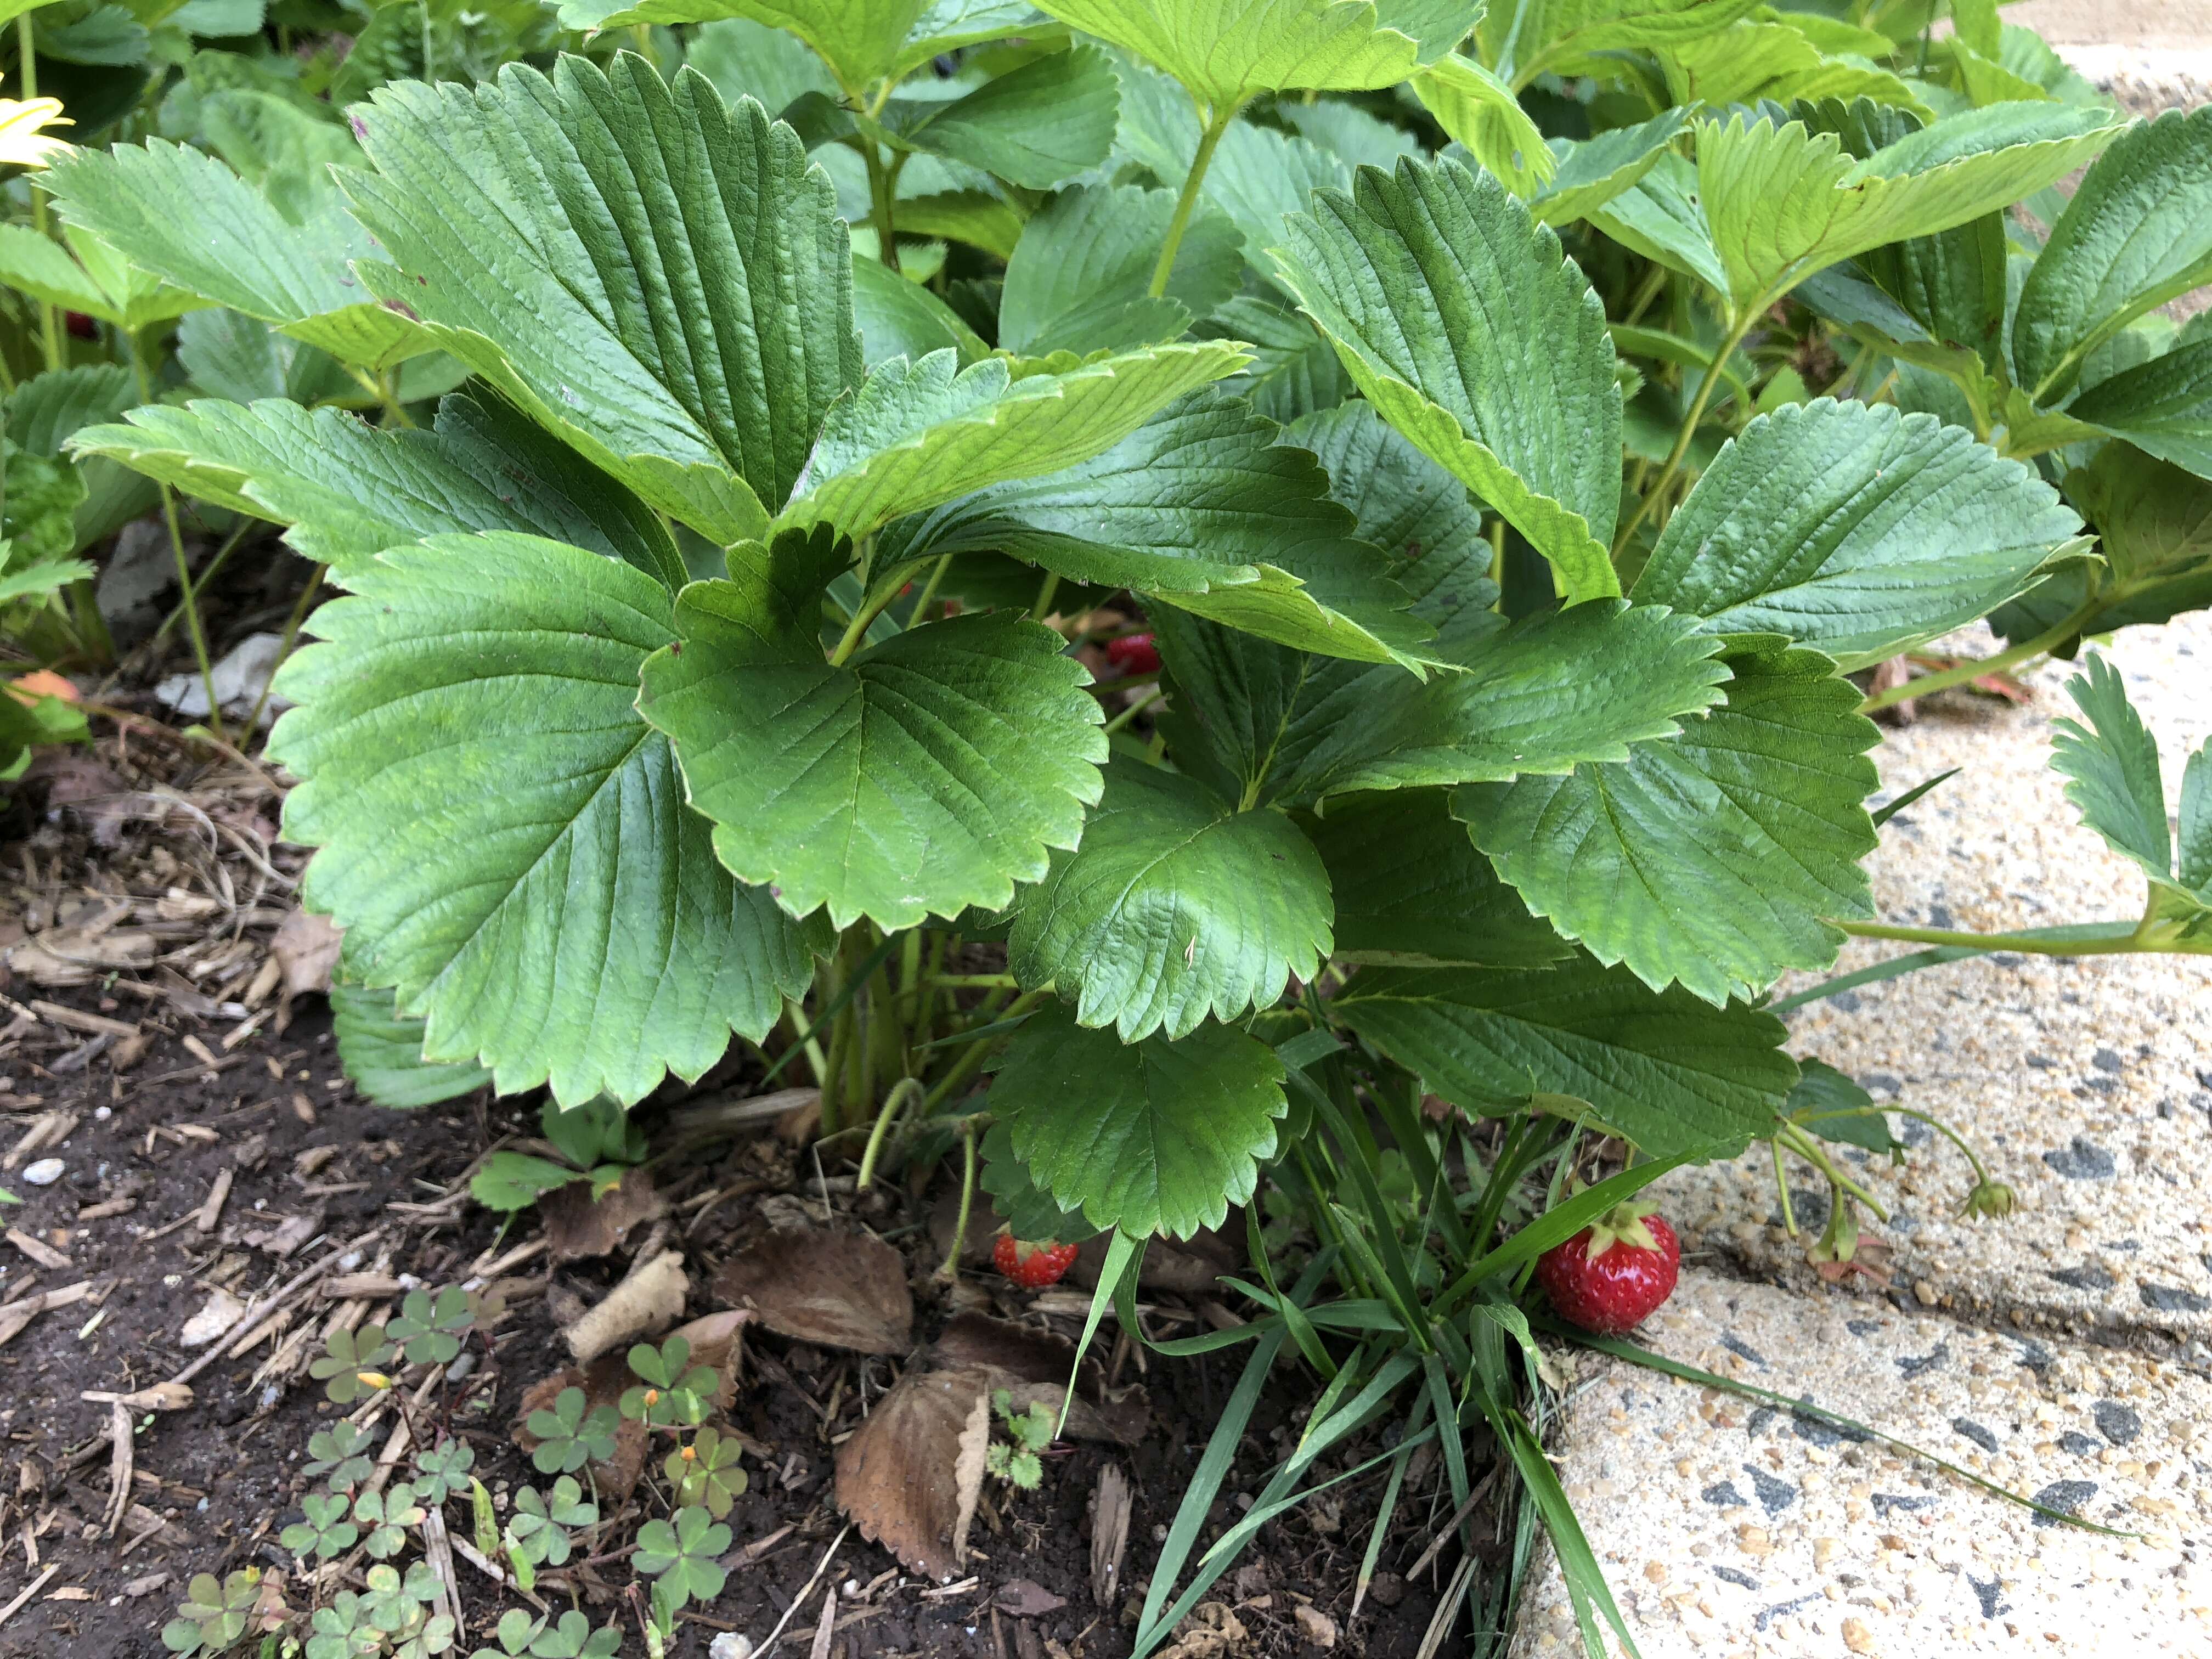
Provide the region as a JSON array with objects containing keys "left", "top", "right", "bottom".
[{"left": 1509, "top": 1271, "right": 2212, "bottom": 1657}]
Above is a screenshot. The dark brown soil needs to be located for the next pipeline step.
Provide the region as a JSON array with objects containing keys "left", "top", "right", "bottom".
[{"left": 0, "top": 905, "right": 1457, "bottom": 1659}]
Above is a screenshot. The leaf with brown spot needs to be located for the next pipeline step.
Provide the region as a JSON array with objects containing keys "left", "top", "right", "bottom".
[
  {"left": 713, "top": 1229, "right": 912, "bottom": 1355},
  {"left": 541, "top": 1165, "right": 667, "bottom": 1262},
  {"left": 834, "top": 1364, "right": 994, "bottom": 1582}
]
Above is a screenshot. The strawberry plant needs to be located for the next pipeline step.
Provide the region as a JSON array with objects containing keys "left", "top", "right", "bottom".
[{"left": 21, "top": 1, "right": 2212, "bottom": 1652}]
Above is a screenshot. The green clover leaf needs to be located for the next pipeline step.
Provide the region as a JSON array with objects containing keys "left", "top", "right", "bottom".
[
  {"left": 523, "top": 1386, "right": 619, "bottom": 1475},
  {"left": 634, "top": 1504, "right": 731, "bottom": 1612}
]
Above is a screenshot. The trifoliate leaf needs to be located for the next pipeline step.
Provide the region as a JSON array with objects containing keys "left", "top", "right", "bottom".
[
  {"left": 896, "top": 44, "right": 1119, "bottom": 189},
  {"left": 995, "top": 1007, "right": 1286, "bottom": 1238},
  {"left": 641, "top": 563, "right": 1105, "bottom": 930},
  {"left": 1008, "top": 758, "right": 1333, "bottom": 1040},
  {"left": 1412, "top": 53, "right": 1554, "bottom": 193},
  {"left": 1283, "top": 399, "right": 1492, "bottom": 618},
  {"left": 40, "top": 138, "right": 420, "bottom": 366},
  {"left": 1031, "top": 0, "right": 1480, "bottom": 113},
  {"left": 341, "top": 57, "right": 862, "bottom": 542},
  {"left": 881, "top": 386, "right": 1431, "bottom": 665},
  {"left": 851, "top": 259, "right": 991, "bottom": 369},
  {"left": 1480, "top": 0, "right": 1762, "bottom": 83},
  {"left": 1694, "top": 103, "right": 2123, "bottom": 318},
  {"left": 70, "top": 393, "right": 684, "bottom": 586},
  {"left": 1153, "top": 599, "right": 1727, "bottom": 807},
  {"left": 1203, "top": 295, "right": 1352, "bottom": 424},
  {"left": 2012, "top": 106, "right": 2212, "bottom": 403},
  {"left": 1526, "top": 108, "right": 1692, "bottom": 225},
  {"left": 998, "top": 183, "right": 1240, "bottom": 356},
  {"left": 2066, "top": 337, "right": 2212, "bottom": 479},
  {"left": 1631, "top": 398, "right": 2087, "bottom": 669},
  {"left": 1301, "top": 789, "right": 1570, "bottom": 968},
  {"left": 1458, "top": 639, "right": 1878, "bottom": 1004},
  {"left": 330, "top": 983, "right": 495, "bottom": 1110},
  {"left": 560, "top": 0, "right": 1047, "bottom": 94},
  {"left": 270, "top": 533, "right": 825, "bottom": 1105},
  {"left": 1989, "top": 443, "right": 2212, "bottom": 644},
  {"left": 776, "top": 344, "right": 1244, "bottom": 542},
  {"left": 1587, "top": 149, "right": 1728, "bottom": 294},
  {"left": 1332, "top": 955, "right": 1791, "bottom": 1158},
  {"left": 1273, "top": 154, "right": 1623, "bottom": 601}
]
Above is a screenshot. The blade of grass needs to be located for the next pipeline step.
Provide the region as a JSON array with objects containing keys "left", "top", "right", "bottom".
[
  {"left": 1132, "top": 1257, "right": 1324, "bottom": 1652},
  {"left": 1871, "top": 767, "right": 1960, "bottom": 827},
  {"left": 1491, "top": 1404, "right": 1641, "bottom": 1659},
  {"left": 1543, "top": 1319, "right": 2137, "bottom": 1535},
  {"left": 1351, "top": 1390, "right": 1432, "bottom": 1623},
  {"left": 1059, "top": 1229, "right": 1142, "bottom": 1437}
]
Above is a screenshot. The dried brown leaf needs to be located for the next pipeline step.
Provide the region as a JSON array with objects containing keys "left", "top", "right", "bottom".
[
  {"left": 996, "top": 1579, "right": 1067, "bottom": 1618},
  {"left": 834, "top": 1364, "right": 993, "bottom": 1582},
  {"left": 541, "top": 1166, "right": 666, "bottom": 1263},
  {"left": 713, "top": 1230, "right": 912, "bottom": 1355},
  {"left": 269, "top": 910, "right": 342, "bottom": 1002}
]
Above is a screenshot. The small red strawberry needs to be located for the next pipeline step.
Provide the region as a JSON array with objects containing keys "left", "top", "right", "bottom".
[
  {"left": 993, "top": 1233, "right": 1078, "bottom": 1289},
  {"left": 1104, "top": 632, "right": 1160, "bottom": 676},
  {"left": 64, "top": 311, "right": 97, "bottom": 341},
  {"left": 1534, "top": 1201, "right": 1680, "bottom": 1334}
]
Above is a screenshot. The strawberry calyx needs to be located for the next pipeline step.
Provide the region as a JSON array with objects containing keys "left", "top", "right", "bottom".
[{"left": 1577, "top": 1198, "right": 1664, "bottom": 1261}]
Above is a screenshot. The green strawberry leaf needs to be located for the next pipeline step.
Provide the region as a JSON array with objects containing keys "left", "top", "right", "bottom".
[
  {"left": 340, "top": 57, "right": 862, "bottom": 541},
  {"left": 1458, "top": 639, "right": 1879, "bottom": 1005},
  {"left": 1631, "top": 398, "right": 2089, "bottom": 670},
  {"left": 994, "top": 1006, "right": 1287, "bottom": 1238},
  {"left": 641, "top": 560, "right": 1107, "bottom": 930},
  {"left": 2050, "top": 653, "right": 2208, "bottom": 909},
  {"left": 1007, "top": 757, "right": 1334, "bottom": 1040},
  {"left": 1030, "top": 0, "right": 1480, "bottom": 113},
  {"left": 40, "top": 140, "right": 420, "bottom": 365},
  {"left": 774, "top": 343, "right": 1245, "bottom": 543},
  {"left": 1993, "top": 442, "right": 2212, "bottom": 647},
  {"left": 1332, "top": 955, "right": 1793, "bottom": 1158},
  {"left": 1526, "top": 108, "right": 1693, "bottom": 225},
  {"left": 1301, "top": 789, "right": 1571, "bottom": 968},
  {"left": 1694, "top": 102, "right": 2123, "bottom": 320},
  {"left": 2013, "top": 105, "right": 2212, "bottom": 403},
  {"left": 881, "top": 386, "right": 1433, "bottom": 667},
  {"left": 1152, "top": 598, "right": 1727, "bottom": 809},
  {"left": 71, "top": 393, "right": 683, "bottom": 586},
  {"left": 895, "top": 44, "right": 1119, "bottom": 189},
  {"left": 1273, "top": 154, "right": 1624, "bottom": 601},
  {"left": 331, "top": 983, "right": 496, "bottom": 1110},
  {"left": 997, "top": 183, "right": 1240, "bottom": 356},
  {"left": 1282, "top": 398, "right": 1493, "bottom": 617},
  {"left": 2066, "top": 336, "right": 2212, "bottom": 479},
  {"left": 270, "top": 533, "right": 825, "bottom": 1107}
]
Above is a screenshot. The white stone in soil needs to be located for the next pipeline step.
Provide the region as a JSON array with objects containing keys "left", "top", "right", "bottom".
[
  {"left": 1508, "top": 1270, "right": 2212, "bottom": 1657},
  {"left": 1654, "top": 611, "right": 2212, "bottom": 1342}
]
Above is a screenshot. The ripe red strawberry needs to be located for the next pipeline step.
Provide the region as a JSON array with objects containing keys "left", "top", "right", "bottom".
[
  {"left": 993, "top": 1233, "right": 1078, "bottom": 1289},
  {"left": 64, "top": 311, "right": 97, "bottom": 341},
  {"left": 1534, "top": 1202, "right": 1680, "bottom": 1334},
  {"left": 1104, "top": 632, "right": 1160, "bottom": 676}
]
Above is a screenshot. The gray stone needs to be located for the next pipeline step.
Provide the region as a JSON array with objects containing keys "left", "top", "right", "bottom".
[
  {"left": 2047, "top": 1263, "right": 2114, "bottom": 1291},
  {"left": 2093, "top": 1401, "right": 2141, "bottom": 1445},
  {"left": 2029, "top": 1480, "right": 2098, "bottom": 1528},
  {"left": 1739, "top": 1465, "right": 1797, "bottom": 1516},
  {"left": 1952, "top": 1418, "right": 1999, "bottom": 1454},
  {"left": 2043, "top": 1136, "right": 2117, "bottom": 1180}
]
